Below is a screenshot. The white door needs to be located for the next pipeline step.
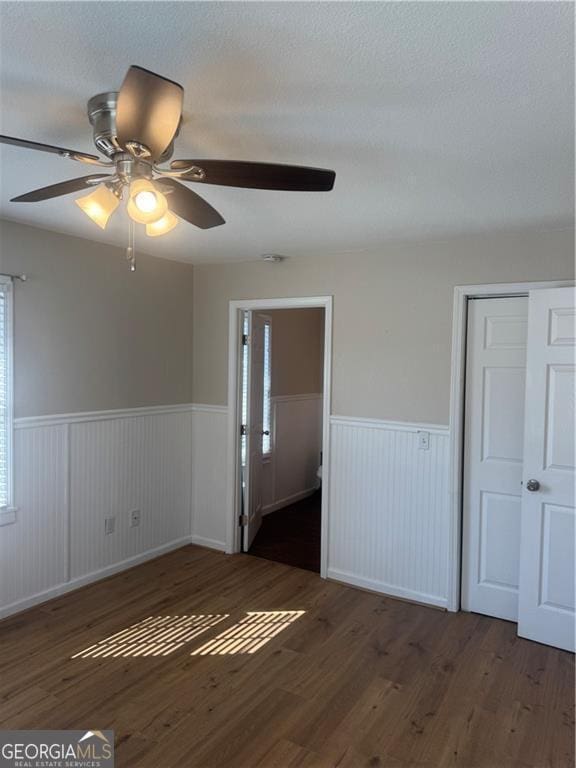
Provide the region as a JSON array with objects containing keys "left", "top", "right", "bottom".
[
  {"left": 517, "top": 287, "right": 575, "bottom": 652},
  {"left": 243, "top": 312, "right": 266, "bottom": 551},
  {"left": 462, "top": 297, "right": 529, "bottom": 621}
]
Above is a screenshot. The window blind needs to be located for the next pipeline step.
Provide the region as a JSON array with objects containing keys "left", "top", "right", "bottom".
[
  {"left": 262, "top": 321, "right": 272, "bottom": 455},
  {"left": 0, "top": 278, "right": 12, "bottom": 508},
  {"left": 241, "top": 312, "right": 249, "bottom": 467}
]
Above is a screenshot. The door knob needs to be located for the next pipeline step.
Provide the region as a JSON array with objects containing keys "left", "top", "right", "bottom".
[
  {"left": 261, "top": 430, "right": 270, "bottom": 436},
  {"left": 526, "top": 479, "right": 540, "bottom": 492}
]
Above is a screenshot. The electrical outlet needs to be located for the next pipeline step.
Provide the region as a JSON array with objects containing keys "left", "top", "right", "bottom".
[
  {"left": 130, "top": 509, "right": 141, "bottom": 528},
  {"left": 418, "top": 431, "right": 430, "bottom": 451},
  {"left": 104, "top": 516, "right": 115, "bottom": 535}
]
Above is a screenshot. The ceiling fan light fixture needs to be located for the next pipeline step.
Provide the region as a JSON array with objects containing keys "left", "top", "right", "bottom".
[
  {"left": 75, "top": 184, "right": 120, "bottom": 229},
  {"left": 146, "top": 210, "right": 179, "bottom": 237},
  {"left": 2, "top": 65, "right": 336, "bottom": 250},
  {"left": 126, "top": 178, "right": 168, "bottom": 224}
]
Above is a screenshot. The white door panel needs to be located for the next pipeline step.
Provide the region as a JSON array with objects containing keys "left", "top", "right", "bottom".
[
  {"left": 478, "top": 491, "right": 522, "bottom": 591},
  {"left": 545, "top": 365, "right": 575, "bottom": 471},
  {"left": 481, "top": 367, "right": 525, "bottom": 463},
  {"left": 518, "top": 287, "right": 575, "bottom": 651},
  {"left": 463, "top": 297, "right": 528, "bottom": 621}
]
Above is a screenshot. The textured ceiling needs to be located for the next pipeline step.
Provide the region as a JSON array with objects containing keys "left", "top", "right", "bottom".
[{"left": 0, "top": 1, "right": 573, "bottom": 264}]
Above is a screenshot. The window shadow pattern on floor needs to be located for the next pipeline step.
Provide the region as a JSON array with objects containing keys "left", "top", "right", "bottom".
[
  {"left": 71, "top": 611, "right": 306, "bottom": 659},
  {"left": 191, "top": 611, "right": 305, "bottom": 656},
  {"left": 71, "top": 614, "right": 229, "bottom": 658}
]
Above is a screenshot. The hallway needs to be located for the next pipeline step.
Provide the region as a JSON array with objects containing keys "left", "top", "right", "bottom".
[{"left": 248, "top": 492, "right": 321, "bottom": 573}]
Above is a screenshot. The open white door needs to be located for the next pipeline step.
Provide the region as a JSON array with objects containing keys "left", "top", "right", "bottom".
[
  {"left": 518, "top": 286, "right": 575, "bottom": 652},
  {"left": 243, "top": 312, "right": 266, "bottom": 551}
]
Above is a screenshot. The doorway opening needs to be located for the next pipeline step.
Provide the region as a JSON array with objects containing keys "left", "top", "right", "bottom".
[
  {"left": 240, "top": 307, "right": 325, "bottom": 572},
  {"left": 227, "top": 297, "right": 332, "bottom": 577}
]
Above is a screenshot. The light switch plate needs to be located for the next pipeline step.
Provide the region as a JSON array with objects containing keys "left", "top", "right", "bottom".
[{"left": 418, "top": 431, "right": 430, "bottom": 450}]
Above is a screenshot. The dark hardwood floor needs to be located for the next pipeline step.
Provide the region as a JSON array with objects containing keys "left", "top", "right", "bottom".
[
  {"left": 248, "top": 491, "right": 321, "bottom": 572},
  {"left": 0, "top": 546, "right": 573, "bottom": 767}
]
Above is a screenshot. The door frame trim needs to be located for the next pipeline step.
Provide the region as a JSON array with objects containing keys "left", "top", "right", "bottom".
[
  {"left": 226, "top": 296, "right": 333, "bottom": 577},
  {"left": 448, "top": 280, "right": 574, "bottom": 612}
]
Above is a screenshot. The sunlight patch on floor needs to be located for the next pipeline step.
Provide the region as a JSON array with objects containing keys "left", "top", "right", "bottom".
[
  {"left": 71, "top": 614, "right": 229, "bottom": 658},
  {"left": 191, "top": 610, "right": 305, "bottom": 656}
]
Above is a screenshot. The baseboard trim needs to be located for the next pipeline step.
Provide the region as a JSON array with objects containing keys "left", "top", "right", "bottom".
[
  {"left": 189, "top": 535, "right": 227, "bottom": 552},
  {"left": 326, "top": 568, "right": 448, "bottom": 610},
  {"left": 0, "top": 536, "right": 193, "bottom": 620},
  {"left": 262, "top": 487, "right": 318, "bottom": 515}
]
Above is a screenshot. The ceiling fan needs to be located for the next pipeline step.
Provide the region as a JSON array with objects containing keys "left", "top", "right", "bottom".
[{"left": 0, "top": 66, "right": 336, "bottom": 239}]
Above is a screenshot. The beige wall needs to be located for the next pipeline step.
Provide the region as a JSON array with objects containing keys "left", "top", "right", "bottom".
[
  {"left": 2, "top": 220, "right": 573, "bottom": 424},
  {"left": 193, "top": 228, "right": 574, "bottom": 424},
  {"left": 0, "top": 221, "right": 195, "bottom": 418},
  {"left": 265, "top": 308, "right": 324, "bottom": 397}
]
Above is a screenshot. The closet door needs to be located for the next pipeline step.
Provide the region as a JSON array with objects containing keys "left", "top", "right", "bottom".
[
  {"left": 462, "top": 297, "right": 528, "bottom": 621},
  {"left": 517, "top": 287, "right": 575, "bottom": 652}
]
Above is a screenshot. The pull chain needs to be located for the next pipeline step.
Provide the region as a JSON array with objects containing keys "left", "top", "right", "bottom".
[{"left": 126, "top": 219, "right": 136, "bottom": 272}]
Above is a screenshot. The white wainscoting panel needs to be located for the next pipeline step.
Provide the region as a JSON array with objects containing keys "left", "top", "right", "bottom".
[
  {"left": 3, "top": 404, "right": 452, "bottom": 617},
  {"left": 0, "top": 424, "right": 68, "bottom": 611},
  {"left": 328, "top": 417, "right": 451, "bottom": 608},
  {"left": 191, "top": 406, "right": 228, "bottom": 550},
  {"left": 70, "top": 412, "right": 192, "bottom": 579},
  {"left": 263, "top": 394, "right": 322, "bottom": 514},
  {"left": 0, "top": 405, "right": 196, "bottom": 618}
]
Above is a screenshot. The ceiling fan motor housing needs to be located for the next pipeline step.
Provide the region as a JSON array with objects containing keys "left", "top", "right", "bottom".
[
  {"left": 87, "top": 92, "right": 120, "bottom": 157},
  {"left": 87, "top": 91, "right": 176, "bottom": 162}
]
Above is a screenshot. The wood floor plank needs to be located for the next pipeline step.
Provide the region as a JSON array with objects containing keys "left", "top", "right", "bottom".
[{"left": 0, "top": 545, "right": 572, "bottom": 768}]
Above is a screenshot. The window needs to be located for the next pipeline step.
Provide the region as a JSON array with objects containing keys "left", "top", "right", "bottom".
[
  {"left": 240, "top": 312, "right": 249, "bottom": 467},
  {"left": 262, "top": 319, "right": 272, "bottom": 455},
  {"left": 240, "top": 312, "right": 272, "bottom": 464},
  {"left": 0, "top": 276, "right": 13, "bottom": 509}
]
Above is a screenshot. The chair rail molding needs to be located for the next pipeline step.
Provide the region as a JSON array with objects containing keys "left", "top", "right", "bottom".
[{"left": 13, "top": 402, "right": 231, "bottom": 430}]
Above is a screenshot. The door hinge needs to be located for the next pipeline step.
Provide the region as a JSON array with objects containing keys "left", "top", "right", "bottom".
[
  {"left": 240, "top": 424, "right": 247, "bottom": 436},
  {"left": 242, "top": 333, "right": 250, "bottom": 345},
  {"left": 238, "top": 514, "right": 248, "bottom": 526}
]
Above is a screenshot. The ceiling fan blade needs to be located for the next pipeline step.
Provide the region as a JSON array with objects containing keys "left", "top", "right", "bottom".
[
  {"left": 170, "top": 160, "right": 336, "bottom": 191},
  {"left": 116, "top": 66, "right": 183, "bottom": 161},
  {"left": 0, "top": 135, "right": 109, "bottom": 166},
  {"left": 155, "top": 178, "right": 225, "bottom": 229},
  {"left": 10, "top": 175, "right": 111, "bottom": 202}
]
